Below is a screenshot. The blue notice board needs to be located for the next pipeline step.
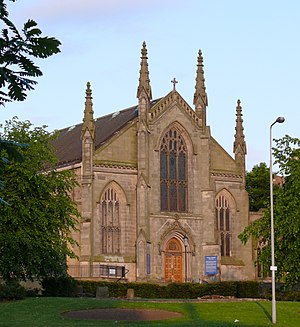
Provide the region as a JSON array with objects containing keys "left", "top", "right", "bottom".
[{"left": 205, "top": 256, "right": 218, "bottom": 275}]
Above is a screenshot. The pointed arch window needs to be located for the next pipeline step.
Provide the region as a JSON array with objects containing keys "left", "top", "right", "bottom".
[
  {"left": 101, "top": 188, "right": 121, "bottom": 254},
  {"left": 256, "top": 241, "right": 271, "bottom": 278},
  {"left": 160, "top": 127, "right": 187, "bottom": 212},
  {"left": 215, "top": 195, "right": 231, "bottom": 256}
]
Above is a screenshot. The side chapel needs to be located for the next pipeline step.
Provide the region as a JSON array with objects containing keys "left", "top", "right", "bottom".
[{"left": 53, "top": 42, "right": 255, "bottom": 283}]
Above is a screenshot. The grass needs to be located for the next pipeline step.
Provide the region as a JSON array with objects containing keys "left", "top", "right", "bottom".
[{"left": 0, "top": 298, "right": 299, "bottom": 327}]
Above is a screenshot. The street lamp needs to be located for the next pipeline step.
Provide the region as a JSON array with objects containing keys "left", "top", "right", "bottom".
[
  {"left": 270, "top": 116, "right": 285, "bottom": 324},
  {"left": 183, "top": 235, "right": 188, "bottom": 282}
]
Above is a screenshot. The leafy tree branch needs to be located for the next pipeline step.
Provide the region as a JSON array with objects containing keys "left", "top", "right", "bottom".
[
  {"left": 0, "top": 118, "right": 80, "bottom": 282},
  {"left": 240, "top": 135, "right": 300, "bottom": 287},
  {"left": 0, "top": 0, "right": 61, "bottom": 105}
]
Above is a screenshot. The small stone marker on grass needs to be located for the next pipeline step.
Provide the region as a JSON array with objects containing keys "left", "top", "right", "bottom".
[
  {"left": 127, "top": 288, "right": 135, "bottom": 299},
  {"left": 96, "top": 286, "right": 109, "bottom": 298}
]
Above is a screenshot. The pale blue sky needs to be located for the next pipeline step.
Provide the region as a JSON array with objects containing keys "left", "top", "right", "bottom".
[{"left": 2, "top": 0, "right": 298, "bottom": 170}]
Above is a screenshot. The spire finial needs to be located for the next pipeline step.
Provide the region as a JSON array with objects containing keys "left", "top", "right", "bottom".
[
  {"left": 137, "top": 41, "right": 152, "bottom": 100},
  {"left": 81, "top": 81, "right": 95, "bottom": 140},
  {"left": 193, "top": 49, "right": 208, "bottom": 108},
  {"left": 233, "top": 99, "right": 247, "bottom": 156},
  {"left": 141, "top": 41, "right": 147, "bottom": 56}
]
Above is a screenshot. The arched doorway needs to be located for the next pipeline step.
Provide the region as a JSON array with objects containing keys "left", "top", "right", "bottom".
[{"left": 164, "top": 237, "right": 183, "bottom": 282}]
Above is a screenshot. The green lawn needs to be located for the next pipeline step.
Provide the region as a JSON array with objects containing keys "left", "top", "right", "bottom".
[{"left": 0, "top": 298, "right": 299, "bottom": 327}]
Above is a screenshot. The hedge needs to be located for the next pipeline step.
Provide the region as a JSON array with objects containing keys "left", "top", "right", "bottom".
[
  {"left": 2, "top": 278, "right": 299, "bottom": 301},
  {"left": 0, "top": 280, "right": 26, "bottom": 300},
  {"left": 76, "top": 280, "right": 260, "bottom": 299}
]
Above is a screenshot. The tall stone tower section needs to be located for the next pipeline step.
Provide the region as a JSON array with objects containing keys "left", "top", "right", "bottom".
[
  {"left": 193, "top": 50, "right": 208, "bottom": 129},
  {"left": 233, "top": 99, "right": 247, "bottom": 181},
  {"left": 136, "top": 42, "right": 152, "bottom": 279},
  {"left": 80, "top": 82, "right": 95, "bottom": 261}
]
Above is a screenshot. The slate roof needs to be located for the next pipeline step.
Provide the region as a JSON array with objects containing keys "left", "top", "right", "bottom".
[{"left": 52, "top": 99, "right": 161, "bottom": 168}]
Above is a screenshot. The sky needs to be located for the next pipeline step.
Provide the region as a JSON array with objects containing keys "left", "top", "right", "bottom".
[{"left": 2, "top": 0, "right": 299, "bottom": 170}]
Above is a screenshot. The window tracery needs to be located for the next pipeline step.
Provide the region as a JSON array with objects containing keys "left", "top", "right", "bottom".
[
  {"left": 160, "top": 127, "right": 187, "bottom": 212},
  {"left": 101, "top": 187, "right": 121, "bottom": 254},
  {"left": 216, "top": 195, "right": 231, "bottom": 256}
]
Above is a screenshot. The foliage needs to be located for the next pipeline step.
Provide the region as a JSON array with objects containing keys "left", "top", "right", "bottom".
[
  {"left": 240, "top": 135, "right": 300, "bottom": 287},
  {"left": 0, "top": 138, "right": 26, "bottom": 204},
  {"left": 25, "top": 287, "right": 40, "bottom": 297},
  {"left": 41, "top": 276, "right": 78, "bottom": 297},
  {"left": 277, "top": 290, "right": 300, "bottom": 301},
  {"left": 77, "top": 280, "right": 261, "bottom": 299},
  {"left": 235, "top": 281, "right": 260, "bottom": 298},
  {"left": 0, "top": 279, "right": 26, "bottom": 299},
  {"left": 246, "top": 162, "right": 271, "bottom": 211},
  {"left": 0, "top": 0, "right": 61, "bottom": 203},
  {"left": 0, "top": 117, "right": 80, "bottom": 282},
  {"left": 0, "top": 0, "right": 61, "bottom": 105}
]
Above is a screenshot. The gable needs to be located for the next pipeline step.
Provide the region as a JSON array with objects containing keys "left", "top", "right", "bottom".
[
  {"left": 94, "top": 123, "right": 137, "bottom": 166},
  {"left": 210, "top": 137, "right": 237, "bottom": 173},
  {"left": 149, "top": 90, "right": 202, "bottom": 128}
]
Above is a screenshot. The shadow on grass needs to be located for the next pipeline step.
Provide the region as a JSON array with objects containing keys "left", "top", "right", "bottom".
[
  {"left": 255, "top": 302, "right": 272, "bottom": 323},
  {"left": 181, "top": 303, "right": 202, "bottom": 323},
  {"left": 180, "top": 303, "right": 235, "bottom": 327},
  {"left": 180, "top": 302, "right": 272, "bottom": 327}
]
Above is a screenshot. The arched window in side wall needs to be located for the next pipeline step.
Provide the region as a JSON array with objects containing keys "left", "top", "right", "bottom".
[
  {"left": 160, "top": 127, "right": 187, "bottom": 212},
  {"left": 101, "top": 187, "right": 121, "bottom": 254},
  {"left": 215, "top": 195, "right": 231, "bottom": 256},
  {"left": 256, "top": 241, "right": 271, "bottom": 278}
]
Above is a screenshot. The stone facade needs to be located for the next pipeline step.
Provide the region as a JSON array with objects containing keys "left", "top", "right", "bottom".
[{"left": 54, "top": 43, "right": 256, "bottom": 283}]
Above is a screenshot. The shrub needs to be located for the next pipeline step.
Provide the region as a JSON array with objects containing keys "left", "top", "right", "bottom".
[
  {"left": 63, "top": 280, "right": 299, "bottom": 301},
  {"left": 41, "top": 276, "right": 77, "bottom": 297},
  {"left": 278, "top": 290, "right": 300, "bottom": 301},
  {"left": 165, "top": 282, "right": 196, "bottom": 298},
  {"left": 77, "top": 280, "right": 238, "bottom": 299},
  {"left": 235, "top": 281, "right": 260, "bottom": 298},
  {"left": 0, "top": 280, "right": 26, "bottom": 300},
  {"left": 129, "top": 282, "right": 165, "bottom": 298},
  {"left": 25, "top": 288, "right": 40, "bottom": 297}
]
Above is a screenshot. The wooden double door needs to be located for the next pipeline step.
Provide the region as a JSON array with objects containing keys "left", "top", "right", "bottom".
[{"left": 164, "top": 237, "right": 183, "bottom": 282}]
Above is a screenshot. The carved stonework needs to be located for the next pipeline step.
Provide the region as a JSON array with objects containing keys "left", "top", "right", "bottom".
[
  {"left": 149, "top": 92, "right": 202, "bottom": 127},
  {"left": 60, "top": 45, "right": 254, "bottom": 283},
  {"left": 174, "top": 214, "right": 180, "bottom": 220}
]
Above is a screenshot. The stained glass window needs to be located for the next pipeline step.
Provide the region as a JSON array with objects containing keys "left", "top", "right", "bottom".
[
  {"left": 178, "top": 153, "right": 186, "bottom": 180},
  {"left": 220, "top": 208, "right": 224, "bottom": 230},
  {"left": 160, "top": 127, "right": 187, "bottom": 212},
  {"left": 215, "top": 195, "right": 231, "bottom": 256},
  {"left": 101, "top": 188, "right": 121, "bottom": 254},
  {"left": 225, "top": 208, "right": 230, "bottom": 231}
]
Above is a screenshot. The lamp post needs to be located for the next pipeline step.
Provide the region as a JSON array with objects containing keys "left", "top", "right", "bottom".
[
  {"left": 183, "top": 235, "right": 188, "bottom": 282},
  {"left": 270, "top": 116, "right": 285, "bottom": 324}
]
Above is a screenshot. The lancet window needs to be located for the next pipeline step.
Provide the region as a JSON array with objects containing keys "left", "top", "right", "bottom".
[
  {"left": 101, "top": 188, "right": 121, "bottom": 254},
  {"left": 160, "top": 127, "right": 187, "bottom": 212},
  {"left": 256, "top": 241, "right": 271, "bottom": 278},
  {"left": 215, "top": 195, "right": 231, "bottom": 256}
]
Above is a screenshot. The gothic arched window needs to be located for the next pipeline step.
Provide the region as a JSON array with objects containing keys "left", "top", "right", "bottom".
[
  {"left": 256, "top": 241, "right": 271, "bottom": 278},
  {"left": 160, "top": 127, "right": 187, "bottom": 212},
  {"left": 216, "top": 195, "right": 231, "bottom": 256},
  {"left": 101, "top": 188, "right": 121, "bottom": 254}
]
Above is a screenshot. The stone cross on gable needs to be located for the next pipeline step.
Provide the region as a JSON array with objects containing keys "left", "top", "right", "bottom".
[{"left": 171, "top": 77, "right": 178, "bottom": 90}]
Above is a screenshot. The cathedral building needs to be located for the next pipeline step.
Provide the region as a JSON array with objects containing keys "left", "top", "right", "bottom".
[{"left": 53, "top": 42, "right": 255, "bottom": 283}]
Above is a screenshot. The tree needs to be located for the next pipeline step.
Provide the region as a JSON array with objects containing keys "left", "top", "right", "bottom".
[
  {"left": 0, "top": 118, "right": 79, "bottom": 282},
  {"left": 0, "top": 0, "right": 61, "bottom": 105},
  {"left": 246, "top": 162, "right": 270, "bottom": 211},
  {"left": 240, "top": 135, "right": 300, "bottom": 287},
  {"left": 0, "top": 138, "right": 26, "bottom": 204},
  {"left": 0, "top": 0, "right": 61, "bottom": 203}
]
